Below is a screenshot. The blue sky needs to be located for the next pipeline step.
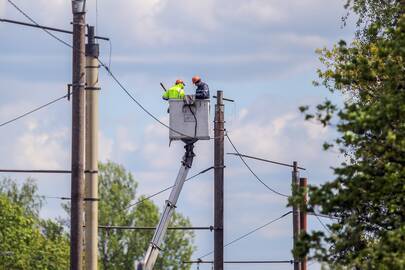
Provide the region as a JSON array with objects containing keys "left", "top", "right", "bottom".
[{"left": 0, "top": 0, "right": 356, "bottom": 269}]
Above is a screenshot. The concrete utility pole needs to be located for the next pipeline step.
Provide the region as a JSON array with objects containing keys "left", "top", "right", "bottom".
[
  {"left": 71, "top": 1, "right": 86, "bottom": 269},
  {"left": 300, "top": 178, "right": 308, "bottom": 270},
  {"left": 292, "top": 161, "right": 301, "bottom": 270},
  {"left": 214, "top": 90, "right": 225, "bottom": 270},
  {"left": 85, "top": 26, "right": 100, "bottom": 270}
]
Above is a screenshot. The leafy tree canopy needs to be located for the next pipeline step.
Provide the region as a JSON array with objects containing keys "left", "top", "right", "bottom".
[
  {"left": 0, "top": 179, "right": 69, "bottom": 269},
  {"left": 343, "top": 0, "right": 405, "bottom": 39},
  {"left": 67, "top": 161, "right": 196, "bottom": 270},
  {"left": 295, "top": 5, "right": 405, "bottom": 270}
]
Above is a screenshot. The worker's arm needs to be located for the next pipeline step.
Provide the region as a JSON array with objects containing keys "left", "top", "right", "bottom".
[
  {"left": 179, "top": 89, "right": 185, "bottom": 99},
  {"left": 162, "top": 91, "right": 169, "bottom": 100}
]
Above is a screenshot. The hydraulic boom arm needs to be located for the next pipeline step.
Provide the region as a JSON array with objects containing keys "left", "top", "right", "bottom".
[{"left": 141, "top": 141, "right": 196, "bottom": 270}]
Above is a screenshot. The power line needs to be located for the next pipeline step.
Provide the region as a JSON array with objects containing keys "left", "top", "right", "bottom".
[
  {"left": 7, "top": 0, "right": 72, "bottom": 48},
  {"left": 227, "top": 152, "right": 306, "bottom": 170},
  {"left": 123, "top": 166, "right": 214, "bottom": 211},
  {"left": 0, "top": 18, "right": 109, "bottom": 41},
  {"left": 41, "top": 196, "right": 70, "bottom": 200},
  {"left": 5, "top": 0, "right": 205, "bottom": 140},
  {"left": 225, "top": 134, "right": 289, "bottom": 198},
  {"left": 0, "top": 169, "right": 96, "bottom": 174},
  {"left": 313, "top": 213, "right": 331, "bottom": 233},
  {"left": 308, "top": 212, "right": 339, "bottom": 220},
  {"left": 97, "top": 62, "right": 196, "bottom": 139},
  {"left": 183, "top": 260, "right": 294, "bottom": 264},
  {"left": 0, "top": 94, "right": 69, "bottom": 128},
  {"left": 198, "top": 211, "right": 292, "bottom": 259},
  {"left": 0, "top": 169, "right": 70, "bottom": 174},
  {"left": 97, "top": 225, "right": 213, "bottom": 231}
]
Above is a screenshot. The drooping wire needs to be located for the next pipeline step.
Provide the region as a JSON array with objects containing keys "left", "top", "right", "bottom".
[
  {"left": 6, "top": 0, "right": 199, "bottom": 140},
  {"left": 123, "top": 166, "right": 214, "bottom": 211},
  {"left": 313, "top": 213, "right": 332, "bottom": 234},
  {"left": 97, "top": 61, "right": 195, "bottom": 138},
  {"left": 308, "top": 212, "right": 339, "bottom": 220},
  {"left": 225, "top": 133, "right": 289, "bottom": 198},
  {"left": 7, "top": 0, "right": 72, "bottom": 48},
  {"left": 0, "top": 94, "right": 70, "bottom": 128},
  {"left": 198, "top": 211, "right": 292, "bottom": 259}
]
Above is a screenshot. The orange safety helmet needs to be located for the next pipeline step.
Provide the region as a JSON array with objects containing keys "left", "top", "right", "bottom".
[
  {"left": 192, "top": 76, "right": 201, "bottom": 84},
  {"left": 175, "top": 79, "right": 185, "bottom": 85}
]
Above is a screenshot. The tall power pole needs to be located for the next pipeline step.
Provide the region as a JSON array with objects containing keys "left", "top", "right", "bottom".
[
  {"left": 214, "top": 90, "right": 225, "bottom": 270},
  {"left": 292, "top": 161, "right": 301, "bottom": 270},
  {"left": 85, "top": 26, "right": 100, "bottom": 270},
  {"left": 300, "top": 177, "right": 308, "bottom": 270},
  {"left": 71, "top": 1, "right": 86, "bottom": 269}
]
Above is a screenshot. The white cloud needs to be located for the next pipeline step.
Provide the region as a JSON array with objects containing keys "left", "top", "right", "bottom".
[
  {"left": 0, "top": 1, "right": 5, "bottom": 17},
  {"left": 0, "top": 100, "right": 33, "bottom": 122},
  {"left": 116, "top": 126, "right": 138, "bottom": 152},
  {"left": 278, "top": 33, "right": 329, "bottom": 48},
  {"left": 99, "top": 131, "right": 113, "bottom": 161},
  {"left": 227, "top": 0, "right": 287, "bottom": 24},
  {"left": 113, "top": 51, "right": 292, "bottom": 65},
  {"left": 5, "top": 0, "right": 69, "bottom": 25},
  {"left": 227, "top": 102, "right": 336, "bottom": 166},
  {"left": 12, "top": 124, "right": 68, "bottom": 169}
]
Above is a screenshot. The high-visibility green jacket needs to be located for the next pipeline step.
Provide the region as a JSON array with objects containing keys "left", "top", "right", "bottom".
[{"left": 162, "top": 83, "right": 185, "bottom": 100}]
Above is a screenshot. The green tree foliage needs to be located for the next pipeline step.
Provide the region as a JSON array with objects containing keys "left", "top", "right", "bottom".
[
  {"left": 97, "top": 161, "right": 195, "bottom": 270},
  {"left": 0, "top": 178, "right": 43, "bottom": 217},
  {"left": 296, "top": 4, "right": 405, "bottom": 269},
  {"left": 343, "top": 0, "right": 404, "bottom": 39},
  {"left": 0, "top": 179, "right": 69, "bottom": 270}
]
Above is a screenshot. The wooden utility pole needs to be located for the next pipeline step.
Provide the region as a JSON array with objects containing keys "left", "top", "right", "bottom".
[
  {"left": 214, "top": 90, "right": 225, "bottom": 270},
  {"left": 292, "top": 161, "right": 301, "bottom": 270},
  {"left": 299, "top": 177, "right": 308, "bottom": 270},
  {"left": 85, "top": 26, "right": 99, "bottom": 270},
  {"left": 71, "top": 1, "right": 86, "bottom": 269}
]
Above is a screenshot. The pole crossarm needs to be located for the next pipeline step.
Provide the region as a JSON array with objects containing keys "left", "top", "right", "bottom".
[{"left": 0, "top": 18, "right": 109, "bottom": 41}]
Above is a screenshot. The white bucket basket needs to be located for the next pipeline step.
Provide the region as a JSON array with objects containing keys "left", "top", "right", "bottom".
[{"left": 169, "top": 96, "right": 210, "bottom": 141}]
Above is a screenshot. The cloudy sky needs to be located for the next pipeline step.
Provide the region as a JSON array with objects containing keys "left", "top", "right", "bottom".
[{"left": 0, "top": 0, "right": 355, "bottom": 269}]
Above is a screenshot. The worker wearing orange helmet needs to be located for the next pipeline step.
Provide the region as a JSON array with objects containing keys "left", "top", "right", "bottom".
[
  {"left": 162, "top": 79, "right": 185, "bottom": 100},
  {"left": 192, "top": 76, "right": 210, "bottom": 99}
]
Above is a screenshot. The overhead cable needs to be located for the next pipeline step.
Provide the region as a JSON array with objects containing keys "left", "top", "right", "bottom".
[
  {"left": 123, "top": 166, "right": 214, "bottom": 211},
  {"left": 0, "top": 94, "right": 69, "bottom": 128},
  {"left": 198, "top": 211, "right": 292, "bottom": 259},
  {"left": 0, "top": 18, "right": 109, "bottom": 41},
  {"left": 308, "top": 212, "right": 339, "bottom": 220},
  {"left": 183, "top": 260, "right": 294, "bottom": 264},
  {"left": 7, "top": 0, "right": 72, "bottom": 48},
  {"left": 5, "top": 0, "right": 210, "bottom": 140},
  {"left": 225, "top": 134, "right": 289, "bottom": 198},
  {"left": 227, "top": 152, "right": 306, "bottom": 170},
  {"left": 313, "top": 213, "right": 332, "bottom": 234}
]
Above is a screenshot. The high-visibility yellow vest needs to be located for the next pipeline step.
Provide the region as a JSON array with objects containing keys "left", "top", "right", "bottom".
[{"left": 163, "top": 84, "right": 185, "bottom": 100}]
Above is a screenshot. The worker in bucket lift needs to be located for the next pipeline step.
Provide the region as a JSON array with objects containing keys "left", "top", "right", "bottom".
[
  {"left": 192, "top": 76, "right": 210, "bottom": 99},
  {"left": 162, "top": 79, "right": 185, "bottom": 100}
]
